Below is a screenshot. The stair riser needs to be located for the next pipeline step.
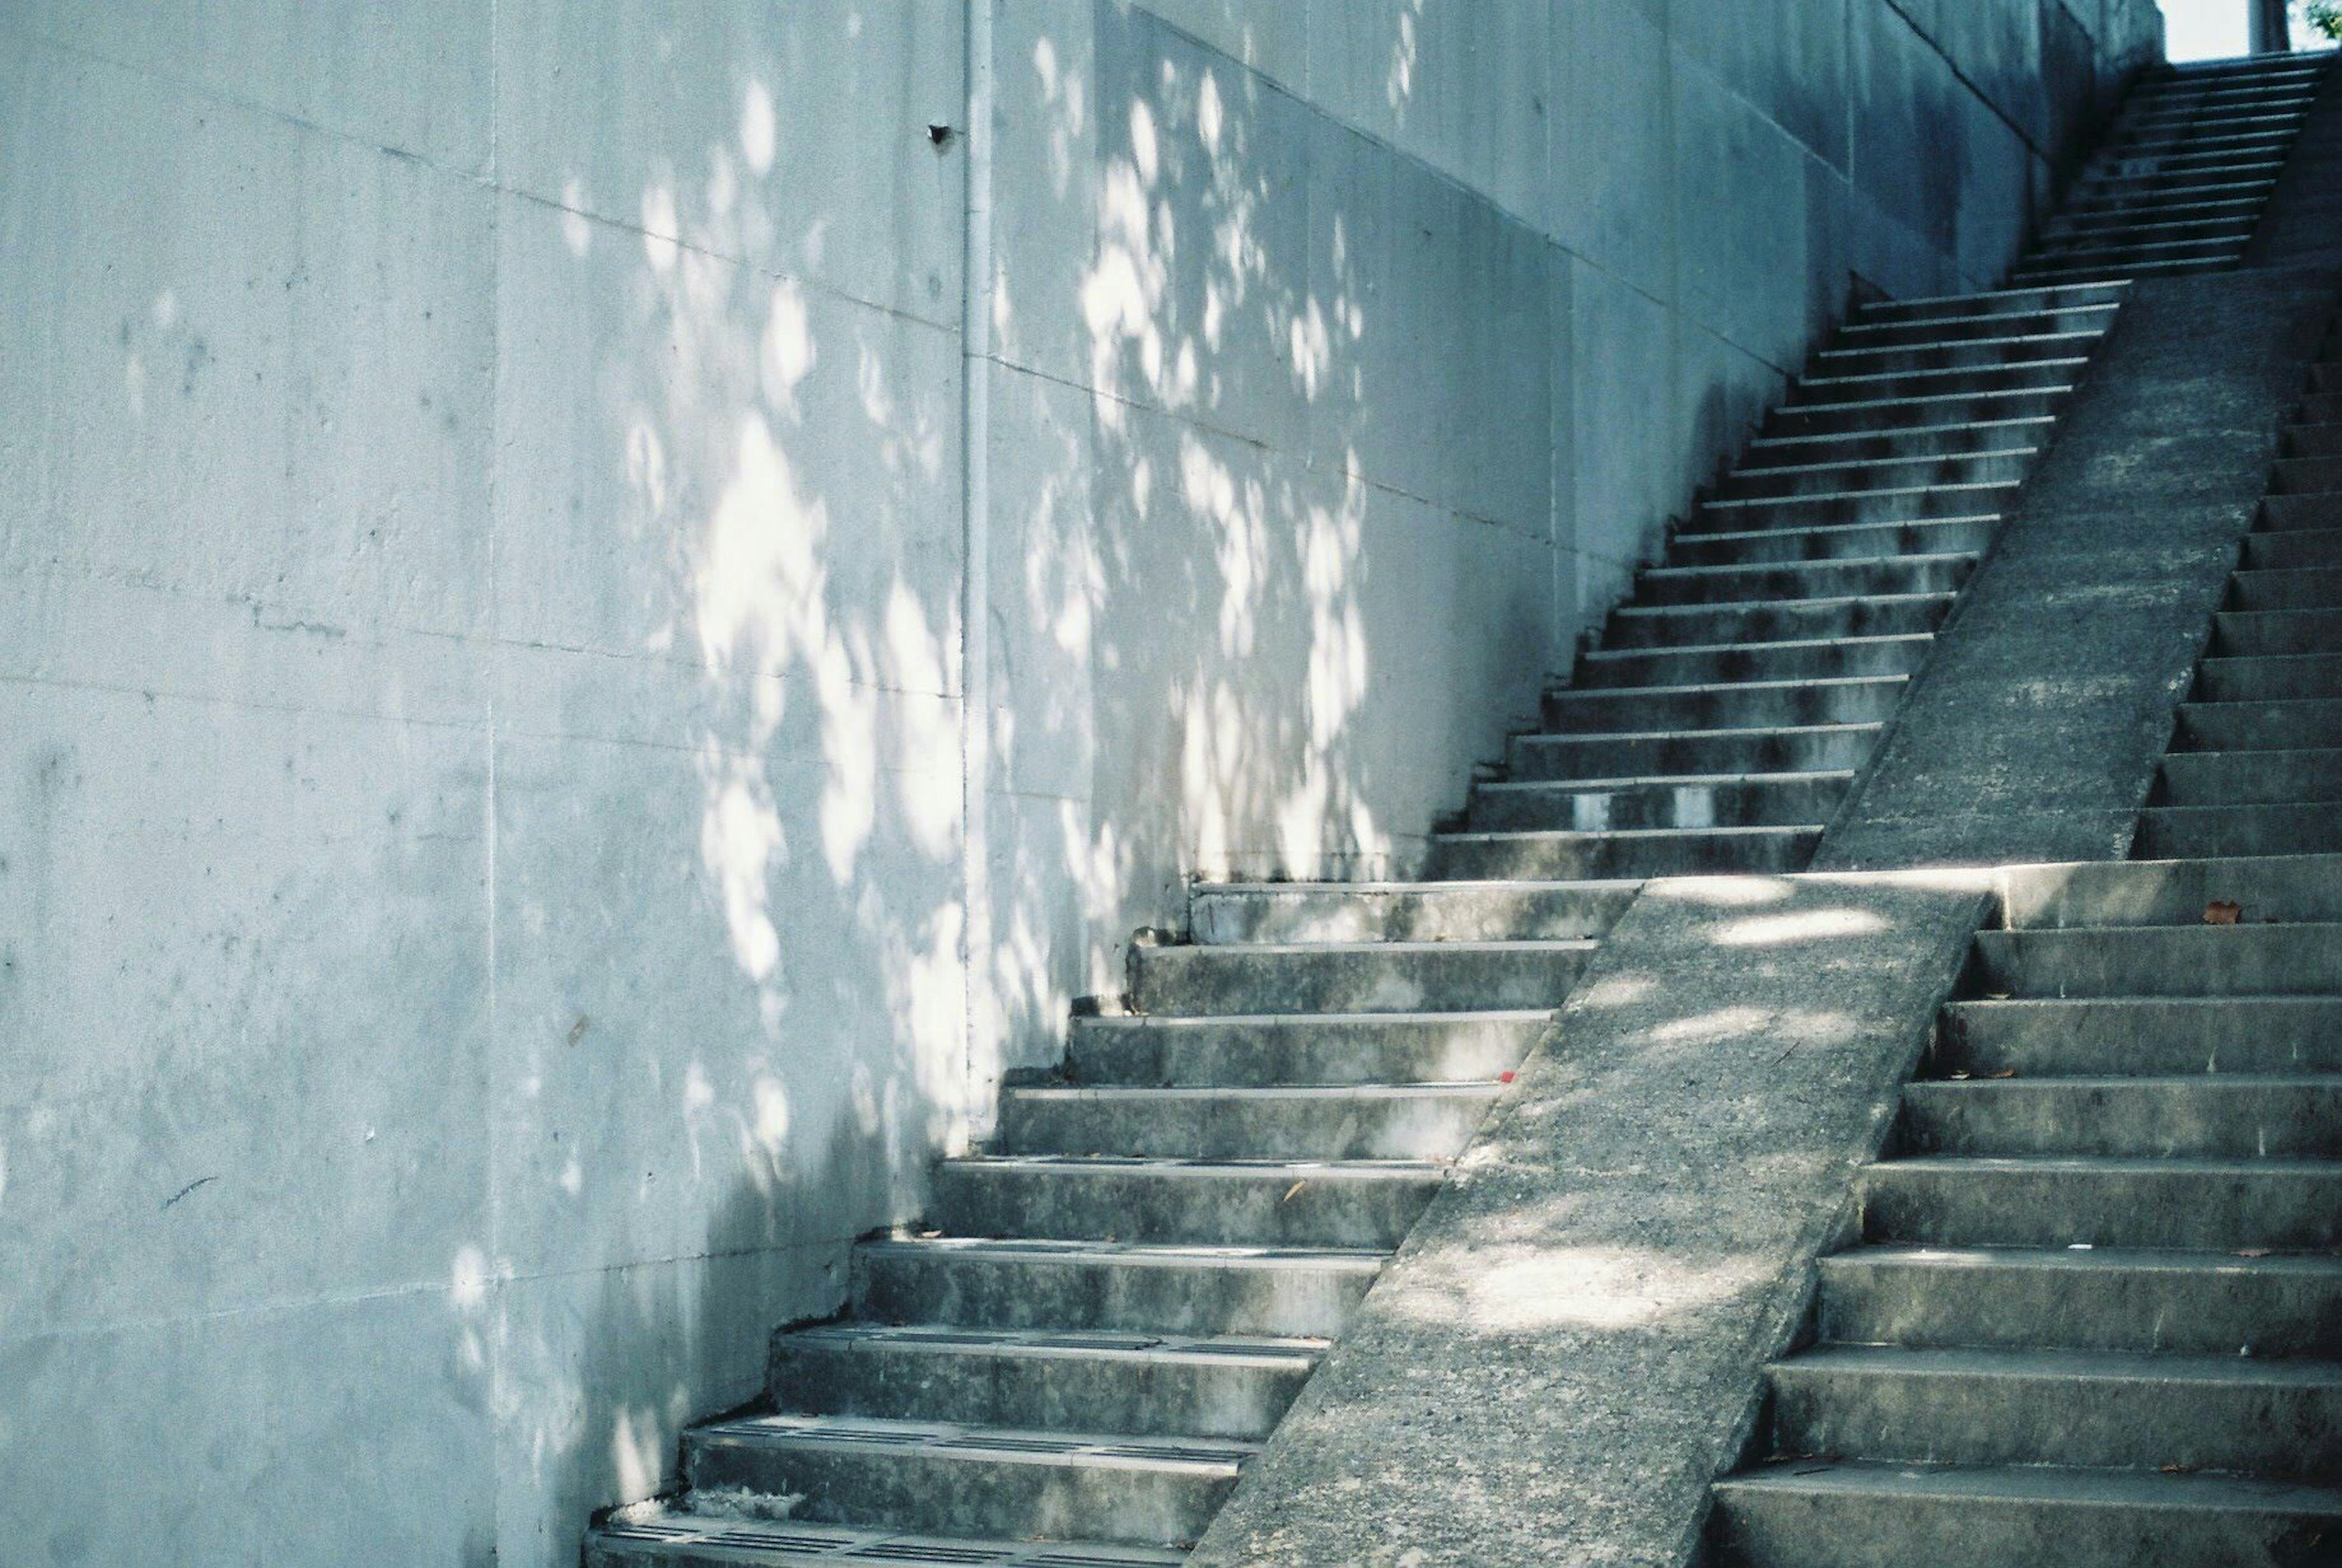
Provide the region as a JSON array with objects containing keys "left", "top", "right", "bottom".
[
  {"left": 1900, "top": 1081, "right": 2342, "bottom": 1159},
  {"left": 2013, "top": 255, "right": 2236, "bottom": 285},
  {"left": 1601, "top": 595, "right": 1951, "bottom": 650},
  {"left": 1716, "top": 451, "right": 2031, "bottom": 502},
  {"left": 1849, "top": 286, "right": 2125, "bottom": 327},
  {"left": 1426, "top": 829, "right": 1815, "bottom": 881},
  {"left": 2274, "top": 456, "right": 2342, "bottom": 495},
  {"left": 1542, "top": 679, "right": 1905, "bottom": 733},
  {"left": 2286, "top": 424, "right": 2342, "bottom": 459},
  {"left": 1187, "top": 886, "right": 1632, "bottom": 944},
  {"left": 852, "top": 1246, "right": 1378, "bottom": 1337},
  {"left": 995, "top": 1090, "right": 1498, "bottom": 1161},
  {"left": 1134, "top": 945, "right": 1592, "bottom": 1016},
  {"left": 770, "top": 1337, "right": 1312, "bottom": 1442},
  {"left": 1068, "top": 1014, "right": 1544, "bottom": 1089},
  {"left": 1810, "top": 337, "right": 2101, "bottom": 378},
  {"left": 1835, "top": 312, "right": 2113, "bottom": 351},
  {"left": 1769, "top": 1367, "right": 2342, "bottom": 1480},
  {"left": 1819, "top": 1256, "right": 2342, "bottom": 1357},
  {"left": 1577, "top": 637, "right": 1931, "bottom": 687},
  {"left": 1711, "top": 1478, "right": 2342, "bottom": 1568},
  {"left": 2136, "top": 808, "right": 2342, "bottom": 860},
  {"left": 2030, "top": 237, "right": 2249, "bottom": 268},
  {"left": 1670, "top": 518, "right": 1998, "bottom": 567},
  {"left": 929, "top": 1165, "right": 1441, "bottom": 1249},
  {"left": 2241, "top": 532, "right": 2342, "bottom": 571},
  {"left": 1860, "top": 1165, "right": 2342, "bottom": 1251},
  {"left": 2261, "top": 493, "right": 2342, "bottom": 530},
  {"left": 1739, "top": 420, "right": 2057, "bottom": 470},
  {"left": 1971, "top": 927, "right": 2342, "bottom": 1000},
  {"left": 1467, "top": 776, "right": 1848, "bottom": 833},
  {"left": 1998, "top": 854, "right": 2342, "bottom": 930},
  {"left": 2177, "top": 700, "right": 2342, "bottom": 748},
  {"left": 2194, "top": 650, "right": 2342, "bottom": 695},
  {"left": 683, "top": 1432, "right": 1234, "bottom": 1548},
  {"left": 2298, "top": 392, "right": 2342, "bottom": 426},
  {"left": 1765, "top": 390, "right": 2069, "bottom": 439},
  {"left": 1690, "top": 485, "right": 2012, "bottom": 534},
  {"left": 1636, "top": 557, "right": 1972, "bottom": 607},
  {"left": 1509, "top": 728, "right": 1878, "bottom": 782},
  {"left": 2047, "top": 213, "right": 2258, "bottom": 246},
  {"left": 1935, "top": 1000, "right": 2342, "bottom": 1077},
  {"left": 1789, "top": 362, "right": 2082, "bottom": 404},
  {"left": 2155, "top": 748, "right": 2342, "bottom": 805}
]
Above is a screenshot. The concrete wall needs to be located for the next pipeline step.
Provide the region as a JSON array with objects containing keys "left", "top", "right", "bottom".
[{"left": 0, "top": 2, "right": 2157, "bottom": 1564}]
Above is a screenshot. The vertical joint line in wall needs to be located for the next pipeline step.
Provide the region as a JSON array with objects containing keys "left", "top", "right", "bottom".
[{"left": 959, "top": 0, "right": 997, "bottom": 1149}]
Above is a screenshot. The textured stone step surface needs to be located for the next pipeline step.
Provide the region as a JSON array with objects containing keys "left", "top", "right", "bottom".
[
  {"left": 590, "top": 1514, "right": 1189, "bottom": 1567},
  {"left": 1935, "top": 996, "right": 2342, "bottom": 1076},
  {"left": 1860, "top": 1156, "right": 2342, "bottom": 1251},
  {"left": 1185, "top": 881, "right": 1633, "bottom": 945},
  {"left": 1817, "top": 1245, "right": 2342, "bottom": 1358},
  {"left": 1132, "top": 939, "right": 1597, "bottom": 1015},
  {"left": 1971, "top": 923, "right": 2342, "bottom": 998},
  {"left": 1899, "top": 1074, "right": 2342, "bottom": 1158},
  {"left": 996, "top": 1083, "right": 1502, "bottom": 1161},
  {"left": 929, "top": 1156, "right": 1445, "bottom": 1249},
  {"left": 1064, "top": 1011, "right": 1547, "bottom": 1089}
]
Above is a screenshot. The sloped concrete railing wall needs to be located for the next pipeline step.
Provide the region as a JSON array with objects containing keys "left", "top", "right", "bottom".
[{"left": 0, "top": 2, "right": 2157, "bottom": 1564}]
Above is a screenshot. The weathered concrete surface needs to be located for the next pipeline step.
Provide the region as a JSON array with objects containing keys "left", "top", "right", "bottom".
[
  {"left": 2247, "top": 58, "right": 2342, "bottom": 270},
  {"left": 0, "top": 1, "right": 2161, "bottom": 1562},
  {"left": 1814, "top": 267, "right": 2342, "bottom": 870},
  {"left": 1189, "top": 872, "right": 1992, "bottom": 1568}
]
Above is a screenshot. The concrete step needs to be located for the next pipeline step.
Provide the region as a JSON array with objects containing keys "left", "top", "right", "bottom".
[
  {"left": 2260, "top": 492, "right": 2342, "bottom": 530},
  {"left": 2193, "top": 647, "right": 2342, "bottom": 697},
  {"left": 2046, "top": 208, "right": 2263, "bottom": 245},
  {"left": 1575, "top": 632, "right": 1935, "bottom": 687},
  {"left": 1689, "top": 481, "right": 2014, "bottom": 534},
  {"left": 1466, "top": 771, "right": 1851, "bottom": 832},
  {"left": 2072, "top": 160, "right": 2288, "bottom": 196},
  {"left": 1809, "top": 332, "right": 2106, "bottom": 378},
  {"left": 995, "top": 1083, "right": 1502, "bottom": 1161},
  {"left": 1818, "top": 1244, "right": 2342, "bottom": 1357},
  {"left": 2176, "top": 696, "right": 2342, "bottom": 750},
  {"left": 1766, "top": 386, "right": 2072, "bottom": 439},
  {"left": 1859, "top": 1155, "right": 2342, "bottom": 1251},
  {"left": 1935, "top": 997, "right": 2342, "bottom": 1077},
  {"left": 2157, "top": 747, "right": 2342, "bottom": 804},
  {"left": 1766, "top": 1343, "right": 2342, "bottom": 1477},
  {"left": 2315, "top": 362, "right": 2342, "bottom": 395},
  {"left": 2241, "top": 524, "right": 2342, "bottom": 568},
  {"left": 588, "top": 1514, "right": 1188, "bottom": 1568},
  {"left": 2030, "top": 234, "right": 2251, "bottom": 270},
  {"left": 1666, "top": 515, "right": 1997, "bottom": 567},
  {"left": 2013, "top": 254, "right": 2244, "bottom": 285},
  {"left": 1835, "top": 309, "right": 2115, "bottom": 351},
  {"left": 2137, "top": 804, "right": 2342, "bottom": 859},
  {"left": 768, "top": 1322, "right": 1323, "bottom": 1442},
  {"left": 1633, "top": 553, "right": 1975, "bottom": 607},
  {"left": 1899, "top": 1074, "right": 2342, "bottom": 1159},
  {"left": 2054, "top": 192, "right": 2266, "bottom": 229},
  {"left": 1186, "top": 880, "right": 1634, "bottom": 944},
  {"left": 2227, "top": 567, "right": 2342, "bottom": 612},
  {"left": 1970, "top": 923, "right": 2342, "bottom": 999},
  {"left": 2082, "top": 141, "right": 2302, "bottom": 177},
  {"left": 1848, "top": 282, "right": 2127, "bottom": 327},
  {"left": 851, "top": 1235, "right": 1386, "bottom": 1337},
  {"left": 1996, "top": 852, "right": 2342, "bottom": 928},
  {"left": 2298, "top": 390, "right": 2342, "bottom": 424},
  {"left": 1738, "top": 416, "right": 2057, "bottom": 469},
  {"left": 2212, "top": 606, "right": 2342, "bottom": 656},
  {"left": 1599, "top": 592, "right": 1955, "bottom": 650},
  {"left": 1131, "top": 938, "right": 1597, "bottom": 1015},
  {"left": 682, "top": 1413, "right": 1253, "bottom": 1547},
  {"left": 1427, "top": 824, "right": 1819, "bottom": 881},
  {"left": 2274, "top": 455, "right": 2342, "bottom": 494},
  {"left": 1714, "top": 447, "right": 2033, "bottom": 501},
  {"left": 2060, "top": 174, "right": 2280, "bottom": 213},
  {"left": 929, "top": 1156, "right": 1445, "bottom": 1248},
  {"left": 1791, "top": 359, "right": 2085, "bottom": 404},
  {"left": 2286, "top": 423, "right": 2342, "bottom": 458},
  {"left": 1542, "top": 673, "right": 1909, "bottom": 733},
  {"left": 1066, "top": 1010, "right": 1548, "bottom": 1090},
  {"left": 1509, "top": 720, "right": 1883, "bottom": 781},
  {"left": 1714, "top": 1459, "right": 2342, "bottom": 1568}
]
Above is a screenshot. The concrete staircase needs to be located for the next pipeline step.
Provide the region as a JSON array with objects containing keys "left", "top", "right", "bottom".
[
  {"left": 1430, "top": 279, "right": 2121, "bottom": 883},
  {"left": 2016, "top": 52, "right": 2334, "bottom": 288},
  {"left": 1710, "top": 310, "right": 2342, "bottom": 1566},
  {"left": 584, "top": 54, "right": 2335, "bottom": 1568},
  {"left": 1711, "top": 851, "right": 2342, "bottom": 1567},
  {"left": 2138, "top": 307, "right": 2342, "bottom": 861}
]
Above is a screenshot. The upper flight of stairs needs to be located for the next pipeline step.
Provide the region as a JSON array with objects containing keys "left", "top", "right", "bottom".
[
  {"left": 2139, "top": 305, "right": 2342, "bottom": 861},
  {"left": 1710, "top": 304, "right": 2342, "bottom": 1567},
  {"left": 2015, "top": 51, "right": 2335, "bottom": 287},
  {"left": 1428, "top": 278, "right": 2122, "bottom": 882},
  {"left": 587, "top": 52, "right": 2337, "bottom": 1568}
]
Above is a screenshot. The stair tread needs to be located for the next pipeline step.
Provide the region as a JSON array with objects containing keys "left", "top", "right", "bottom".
[
  {"left": 859, "top": 1234, "right": 1389, "bottom": 1267},
  {"left": 692, "top": 1412, "right": 1261, "bottom": 1470},
  {"left": 1825, "top": 1242, "right": 2342, "bottom": 1280},
  {"left": 1146, "top": 937, "right": 1599, "bottom": 956},
  {"left": 784, "top": 1322, "right": 1330, "bottom": 1364},
  {"left": 1716, "top": 1457, "right": 2342, "bottom": 1509},
  {"left": 1006, "top": 1083, "right": 1503, "bottom": 1102},
  {"left": 1774, "top": 1341, "right": 2342, "bottom": 1387},
  {"left": 592, "top": 1513, "right": 1190, "bottom": 1566},
  {"left": 942, "top": 1154, "right": 1447, "bottom": 1175},
  {"left": 1478, "top": 769, "right": 1858, "bottom": 792},
  {"left": 1879, "top": 1153, "right": 2342, "bottom": 1174}
]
